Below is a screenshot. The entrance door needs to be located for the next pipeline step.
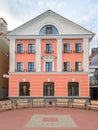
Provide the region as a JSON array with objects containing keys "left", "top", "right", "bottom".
[
  {"left": 43, "top": 82, "right": 54, "bottom": 96},
  {"left": 68, "top": 82, "right": 79, "bottom": 96}
]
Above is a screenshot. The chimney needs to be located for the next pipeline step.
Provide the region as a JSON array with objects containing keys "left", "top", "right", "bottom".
[{"left": 0, "top": 18, "right": 7, "bottom": 34}]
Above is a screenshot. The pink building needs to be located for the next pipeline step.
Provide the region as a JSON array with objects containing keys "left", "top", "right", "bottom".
[{"left": 7, "top": 10, "right": 94, "bottom": 98}]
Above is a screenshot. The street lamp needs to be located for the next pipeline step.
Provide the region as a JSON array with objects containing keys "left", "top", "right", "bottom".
[{"left": 3, "top": 74, "right": 9, "bottom": 78}]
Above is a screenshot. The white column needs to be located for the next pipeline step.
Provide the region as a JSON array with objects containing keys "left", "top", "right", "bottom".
[
  {"left": 36, "top": 39, "right": 41, "bottom": 72},
  {"left": 57, "top": 38, "right": 62, "bottom": 72},
  {"left": 83, "top": 38, "right": 89, "bottom": 72},
  {"left": 10, "top": 38, "right": 15, "bottom": 72}
]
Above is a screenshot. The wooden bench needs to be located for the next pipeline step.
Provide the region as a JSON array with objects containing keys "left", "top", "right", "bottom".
[
  {"left": 55, "top": 98, "right": 69, "bottom": 107},
  {"left": 11, "top": 99, "right": 29, "bottom": 109},
  {"left": 0, "top": 100, "right": 12, "bottom": 111},
  {"left": 87, "top": 100, "right": 98, "bottom": 110},
  {"left": 44, "top": 99, "right": 56, "bottom": 107},
  {"left": 28, "top": 99, "right": 33, "bottom": 108},
  {"left": 32, "top": 99, "right": 45, "bottom": 107},
  {"left": 71, "top": 99, "right": 88, "bottom": 109}
]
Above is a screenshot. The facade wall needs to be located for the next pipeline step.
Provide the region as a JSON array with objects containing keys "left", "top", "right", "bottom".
[
  {"left": 41, "top": 39, "right": 57, "bottom": 72},
  {"left": 89, "top": 48, "right": 98, "bottom": 99},
  {"left": 14, "top": 38, "right": 84, "bottom": 73},
  {"left": 9, "top": 73, "right": 89, "bottom": 97},
  {"left": 9, "top": 37, "right": 89, "bottom": 97},
  {"left": 8, "top": 10, "right": 94, "bottom": 98},
  {"left": 62, "top": 39, "right": 83, "bottom": 71},
  {"left": 15, "top": 39, "right": 36, "bottom": 72}
]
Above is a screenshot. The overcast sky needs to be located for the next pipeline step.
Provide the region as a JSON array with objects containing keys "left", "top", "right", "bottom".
[{"left": 0, "top": 0, "right": 98, "bottom": 50}]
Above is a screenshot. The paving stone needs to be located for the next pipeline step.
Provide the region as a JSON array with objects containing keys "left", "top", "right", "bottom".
[{"left": 26, "top": 114, "right": 77, "bottom": 128}]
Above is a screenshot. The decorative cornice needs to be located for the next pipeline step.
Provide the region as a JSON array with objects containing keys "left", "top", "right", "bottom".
[
  {"left": 9, "top": 72, "right": 89, "bottom": 74},
  {"left": 7, "top": 34, "right": 94, "bottom": 40},
  {"left": 41, "top": 55, "right": 56, "bottom": 60}
]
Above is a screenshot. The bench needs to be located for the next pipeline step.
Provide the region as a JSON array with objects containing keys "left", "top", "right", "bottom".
[
  {"left": 0, "top": 100, "right": 12, "bottom": 111},
  {"left": 71, "top": 99, "right": 88, "bottom": 109},
  {"left": 87, "top": 100, "right": 98, "bottom": 110},
  {"left": 28, "top": 99, "right": 33, "bottom": 108},
  {"left": 55, "top": 98, "right": 69, "bottom": 107},
  {"left": 11, "top": 99, "right": 29, "bottom": 109},
  {"left": 32, "top": 99, "right": 45, "bottom": 107},
  {"left": 44, "top": 99, "right": 56, "bottom": 107}
]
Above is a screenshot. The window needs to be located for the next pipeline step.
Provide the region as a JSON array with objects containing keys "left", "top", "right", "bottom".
[
  {"left": 39, "top": 25, "right": 58, "bottom": 34},
  {"left": 90, "top": 73, "right": 98, "bottom": 85},
  {"left": 90, "top": 76, "right": 96, "bottom": 85},
  {"left": 68, "top": 82, "right": 79, "bottom": 96},
  {"left": 17, "top": 44, "right": 23, "bottom": 53},
  {"left": 46, "top": 44, "right": 52, "bottom": 53},
  {"left": 28, "top": 44, "right": 35, "bottom": 53},
  {"left": 75, "top": 62, "right": 82, "bottom": 71},
  {"left": 95, "top": 69, "right": 98, "bottom": 72},
  {"left": 64, "top": 62, "right": 70, "bottom": 71},
  {"left": 45, "top": 62, "right": 52, "bottom": 71},
  {"left": 19, "top": 82, "right": 30, "bottom": 96},
  {"left": 43, "top": 82, "right": 54, "bottom": 96},
  {"left": 28, "top": 62, "right": 34, "bottom": 72},
  {"left": 64, "top": 44, "right": 70, "bottom": 53},
  {"left": 17, "top": 62, "right": 23, "bottom": 72},
  {"left": 46, "top": 26, "right": 52, "bottom": 34},
  {"left": 75, "top": 43, "right": 82, "bottom": 53}
]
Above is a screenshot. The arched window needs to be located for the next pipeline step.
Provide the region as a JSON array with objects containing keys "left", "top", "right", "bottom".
[{"left": 39, "top": 25, "right": 58, "bottom": 35}]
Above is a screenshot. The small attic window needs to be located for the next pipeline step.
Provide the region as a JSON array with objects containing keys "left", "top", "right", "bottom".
[{"left": 39, "top": 25, "right": 58, "bottom": 35}]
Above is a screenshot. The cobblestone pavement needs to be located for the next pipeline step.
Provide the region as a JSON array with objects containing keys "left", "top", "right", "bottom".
[{"left": 0, "top": 107, "right": 98, "bottom": 130}]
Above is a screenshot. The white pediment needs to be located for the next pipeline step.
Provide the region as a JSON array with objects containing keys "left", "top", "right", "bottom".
[
  {"left": 7, "top": 10, "right": 95, "bottom": 37},
  {"left": 42, "top": 55, "right": 56, "bottom": 61}
]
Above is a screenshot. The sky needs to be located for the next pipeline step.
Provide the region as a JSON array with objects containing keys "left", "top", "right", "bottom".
[{"left": 0, "top": 0, "right": 98, "bottom": 50}]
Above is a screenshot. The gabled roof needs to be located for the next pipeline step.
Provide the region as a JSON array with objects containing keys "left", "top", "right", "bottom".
[{"left": 7, "top": 10, "right": 95, "bottom": 37}]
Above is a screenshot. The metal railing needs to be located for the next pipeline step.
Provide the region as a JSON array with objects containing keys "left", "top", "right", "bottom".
[
  {"left": 0, "top": 96, "right": 98, "bottom": 112},
  {"left": 9, "top": 96, "right": 90, "bottom": 110}
]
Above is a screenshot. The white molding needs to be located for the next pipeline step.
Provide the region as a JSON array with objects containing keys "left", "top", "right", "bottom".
[
  {"left": 42, "top": 55, "right": 56, "bottom": 60},
  {"left": 83, "top": 38, "right": 89, "bottom": 72},
  {"left": 57, "top": 38, "right": 62, "bottom": 72},
  {"left": 53, "top": 61, "right": 54, "bottom": 71},
  {"left": 36, "top": 39, "right": 41, "bottom": 72},
  {"left": 44, "top": 61, "right": 45, "bottom": 72},
  {"left": 90, "top": 66, "right": 98, "bottom": 68},
  {"left": 38, "top": 22, "right": 60, "bottom": 34},
  {"left": 43, "top": 57, "right": 54, "bottom": 72},
  {"left": 43, "top": 55, "right": 55, "bottom": 72},
  {"left": 90, "top": 86, "right": 98, "bottom": 88},
  {"left": 9, "top": 72, "right": 89, "bottom": 74},
  {"left": 10, "top": 38, "right": 15, "bottom": 72},
  {"left": 7, "top": 34, "right": 93, "bottom": 39}
]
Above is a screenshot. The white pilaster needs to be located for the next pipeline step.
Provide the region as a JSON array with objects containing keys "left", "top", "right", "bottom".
[
  {"left": 10, "top": 38, "right": 15, "bottom": 72},
  {"left": 36, "top": 39, "right": 41, "bottom": 72},
  {"left": 83, "top": 38, "right": 89, "bottom": 72},
  {"left": 57, "top": 38, "right": 62, "bottom": 72}
]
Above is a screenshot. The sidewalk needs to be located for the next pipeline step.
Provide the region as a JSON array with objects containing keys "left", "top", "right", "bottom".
[{"left": 0, "top": 107, "right": 98, "bottom": 130}]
